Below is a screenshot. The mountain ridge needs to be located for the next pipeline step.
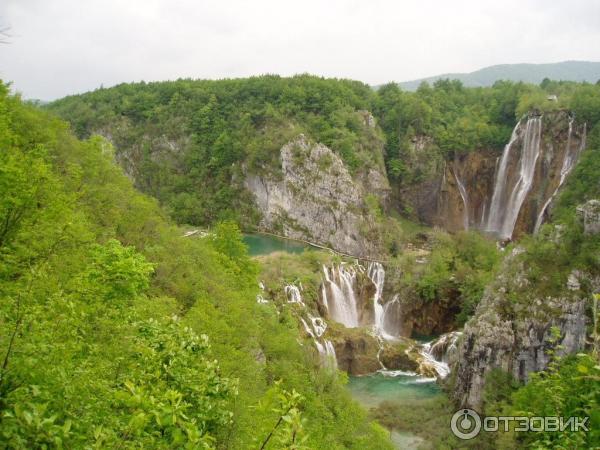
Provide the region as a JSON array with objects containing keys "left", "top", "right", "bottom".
[{"left": 393, "top": 60, "right": 600, "bottom": 90}]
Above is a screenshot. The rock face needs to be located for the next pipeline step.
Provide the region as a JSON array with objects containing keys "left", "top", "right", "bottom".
[
  {"left": 330, "top": 330, "right": 381, "bottom": 375},
  {"left": 452, "top": 249, "right": 588, "bottom": 409},
  {"left": 394, "top": 294, "right": 462, "bottom": 337},
  {"left": 401, "top": 150, "right": 497, "bottom": 233},
  {"left": 577, "top": 199, "right": 600, "bottom": 235},
  {"left": 399, "top": 111, "right": 586, "bottom": 238},
  {"left": 244, "top": 135, "right": 389, "bottom": 258},
  {"left": 379, "top": 340, "right": 419, "bottom": 372}
]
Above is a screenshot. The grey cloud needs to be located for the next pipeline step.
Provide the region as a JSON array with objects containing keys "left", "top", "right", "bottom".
[{"left": 1, "top": 0, "right": 599, "bottom": 100}]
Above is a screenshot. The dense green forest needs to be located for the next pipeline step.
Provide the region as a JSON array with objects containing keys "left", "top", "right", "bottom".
[
  {"left": 48, "top": 75, "right": 600, "bottom": 228},
  {"left": 0, "top": 82, "right": 393, "bottom": 448}
]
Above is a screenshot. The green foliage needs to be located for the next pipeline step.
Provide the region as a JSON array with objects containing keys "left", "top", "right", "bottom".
[
  {"left": 47, "top": 75, "right": 383, "bottom": 228},
  {"left": 401, "top": 231, "right": 500, "bottom": 325},
  {"left": 210, "top": 221, "right": 250, "bottom": 263},
  {"left": 116, "top": 318, "right": 235, "bottom": 448},
  {"left": 255, "top": 381, "right": 308, "bottom": 450},
  {"left": 509, "top": 354, "right": 600, "bottom": 448},
  {"left": 79, "top": 239, "right": 154, "bottom": 303},
  {"left": 0, "top": 82, "right": 393, "bottom": 448}
]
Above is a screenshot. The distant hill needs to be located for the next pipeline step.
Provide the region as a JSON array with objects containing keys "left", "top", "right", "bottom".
[{"left": 395, "top": 61, "right": 600, "bottom": 91}]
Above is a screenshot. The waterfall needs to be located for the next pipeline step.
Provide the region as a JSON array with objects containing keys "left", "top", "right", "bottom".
[
  {"left": 323, "top": 340, "right": 338, "bottom": 370},
  {"left": 480, "top": 203, "right": 487, "bottom": 228},
  {"left": 486, "top": 117, "right": 543, "bottom": 239},
  {"left": 381, "top": 294, "right": 403, "bottom": 337},
  {"left": 285, "top": 284, "right": 305, "bottom": 306},
  {"left": 257, "top": 281, "right": 269, "bottom": 304},
  {"left": 308, "top": 314, "right": 327, "bottom": 337},
  {"left": 419, "top": 332, "right": 462, "bottom": 379},
  {"left": 486, "top": 120, "right": 521, "bottom": 234},
  {"left": 321, "top": 261, "right": 403, "bottom": 340},
  {"left": 419, "top": 342, "right": 450, "bottom": 379},
  {"left": 301, "top": 315, "right": 337, "bottom": 370},
  {"left": 453, "top": 168, "right": 469, "bottom": 230},
  {"left": 428, "top": 331, "right": 462, "bottom": 362},
  {"left": 321, "top": 264, "right": 359, "bottom": 328},
  {"left": 367, "top": 262, "right": 385, "bottom": 333},
  {"left": 534, "top": 120, "right": 586, "bottom": 233}
]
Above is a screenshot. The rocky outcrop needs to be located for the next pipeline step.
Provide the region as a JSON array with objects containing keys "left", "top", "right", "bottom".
[
  {"left": 329, "top": 329, "right": 381, "bottom": 375},
  {"left": 379, "top": 340, "right": 419, "bottom": 372},
  {"left": 452, "top": 249, "right": 588, "bottom": 409},
  {"left": 244, "top": 135, "right": 390, "bottom": 258},
  {"left": 577, "top": 199, "right": 600, "bottom": 235},
  {"left": 393, "top": 294, "right": 462, "bottom": 337}
]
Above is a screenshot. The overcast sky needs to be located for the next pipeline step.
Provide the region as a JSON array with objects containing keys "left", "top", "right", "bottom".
[{"left": 1, "top": 0, "right": 599, "bottom": 100}]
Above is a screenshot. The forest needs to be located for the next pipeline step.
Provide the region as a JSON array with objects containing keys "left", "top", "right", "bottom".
[
  {"left": 0, "top": 82, "right": 393, "bottom": 448},
  {"left": 1, "top": 73, "right": 599, "bottom": 449}
]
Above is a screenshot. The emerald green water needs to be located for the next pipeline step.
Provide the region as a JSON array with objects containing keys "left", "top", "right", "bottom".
[
  {"left": 348, "top": 372, "right": 441, "bottom": 449},
  {"left": 243, "top": 233, "right": 310, "bottom": 256},
  {"left": 347, "top": 372, "right": 441, "bottom": 409}
]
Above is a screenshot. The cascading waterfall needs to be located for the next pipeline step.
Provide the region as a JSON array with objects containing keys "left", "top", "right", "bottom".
[
  {"left": 453, "top": 168, "right": 469, "bottom": 230},
  {"left": 316, "top": 262, "right": 465, "bottom": 379},
  {"left": 301, "top": 315, "right": 337, "bottom": 369},
  {"left": 534, "top": 120, "right": 586, "bottom": 233},
  {"left": 285, "top": 284, "right": 305, "bottom": 306},
  {"left": 322, "top": 261, "right": 402, "bottom": 340},
  {"left": 486, "top": 116, "right": 543, "bottom": 239},
  {"left": 321, "top": 264, "right": 359, "bottom": 328},
  {"left": 257, "top": 281, "right": 268, "bottom": 304},
  {"left": 419, "top": 332, "right": 462, "bottom": 379}
]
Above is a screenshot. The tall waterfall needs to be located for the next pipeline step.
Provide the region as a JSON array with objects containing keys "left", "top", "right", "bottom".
[
  {"left": 534, "top": 120, "right": 586, "bottom": 233},
  {"left": 452, "top": 168, "right": 469, "bottom": 230},
  {"left": 486, "top": 116, "right": 543, "bottom": 239},
  {"left": 486, "top": 121, "right": 521, "bottom": 234}
]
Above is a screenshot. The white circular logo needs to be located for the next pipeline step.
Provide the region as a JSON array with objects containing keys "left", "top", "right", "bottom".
[{"left": 451, "top": 408, "right": 482, "bottom": 440}]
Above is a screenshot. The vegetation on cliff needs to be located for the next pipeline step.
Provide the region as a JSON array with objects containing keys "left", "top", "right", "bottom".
[{"left": 0, "top": 83, "right": 392, "bottom": 449}]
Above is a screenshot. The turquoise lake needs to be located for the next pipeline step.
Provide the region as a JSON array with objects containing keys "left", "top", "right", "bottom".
[{"left": 243, "top": 233, "right": 310, "bottom": 256}]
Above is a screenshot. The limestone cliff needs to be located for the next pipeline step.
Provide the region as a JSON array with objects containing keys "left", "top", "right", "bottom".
[
  {"left": 452, "top": 247, "right": 590, "bottom": 409},
  {"left": 244, "top": 135, "right": 390, "bottom": 257}
]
